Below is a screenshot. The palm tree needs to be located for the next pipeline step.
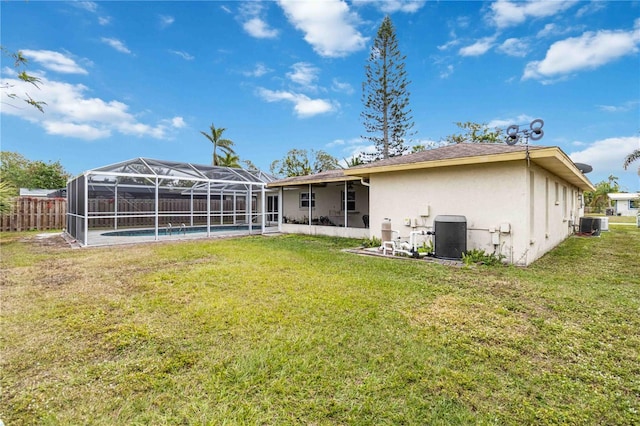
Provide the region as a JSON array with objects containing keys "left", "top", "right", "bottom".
[
  {"left": 200, "top": 123, "right": 235, "bottom": 166},
  {"left": 344, "top": 155, "right": 365, "bottom": 167},
  {"left": 623, "top": 149, "right": 640, "bottom": 174},
  {"left": 217, "top": 152, "right": 241, "bottom": 168}
]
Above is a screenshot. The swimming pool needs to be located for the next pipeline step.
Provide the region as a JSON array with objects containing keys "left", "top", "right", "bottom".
[{"left": 101, "top": 225, "right": 251, "bottom": 237}]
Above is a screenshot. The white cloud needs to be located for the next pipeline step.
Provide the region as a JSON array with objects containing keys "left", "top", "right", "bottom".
[
  {"left": 537, "top": 23, "right": 558, "bottom": 38},
  {"left": 243, "top": 17, "right": 279, "bottom": 39},
  {"left": 278, "top": 0, "right": 367, "bottom": 57},
  {"left": 355, "top": 0, "right": 426, "bottom": 14},
  {"left": 256, "top": 88, "right": 336, "bottom": 118},
  {"left": 170, "top": 117, "right": 186, "bottom": 128},
  {"left": 21, "top": 50, "right": 88, "bottom": 74},
  {"left": 243, "top": 63, "right": 272, "bottom": 78},
  {"left": 459, "top": 36, "right": 496, "bottom": 56},
  {"left": 523, "top": 24, "right": 640, "bottom": 80},
  {"left": 1, "top": 73, "right": 178, "bottom": 141},
  {"left": 331, "top": 78, "right": 354, "bottom": 95},
  {"left": 220, "top": 5, "right": 232, "bottom": 14},
  {"left": 42, "top": 121, "right": 110, "bottom": 140},
  {"left": 489, "top": 0, "right": 578, "bottom": 29},
  {"left": 439, "top": 64, "right": 454, "bottom": 79},
  {"left": 287, "top": 62, "right": 319, "bottom": 88},
  {"left": 169, "top": 50, "right": 194, "bottom": 60},
  {"left": 74, "top": 1, "right": 98, "bottom": 13},
  {"left": 569, "top": 136, "right": 640, "bottom": 188},
  {"left": 597, "top": 100, "right": 640, "bottom": 113},
  {"left": 327, "top": 137, "right": 375, "bottom": 165},
  {"left": 576, "top": 1, "right": 606, "bottom": 18},
  {"left": 487, "top": 114, "right": 535, "bottom": 129},
  {"left": 497, "top": 38, "right": 529, "bottom": 57},
  {"left": 101, "top": 37, "right": 132, "bottom": 54},
  {"left": 98, "top": 16, "right": 111, "bottom": 26},
  {"left": 239, "top": 3, "right": 279, "bottom": 39},
  {"left": 437, "top": 39, "right": 460, "bottom": 51},
  {"left": 159, "top": 15, "right": 175, "bottom": 28}
]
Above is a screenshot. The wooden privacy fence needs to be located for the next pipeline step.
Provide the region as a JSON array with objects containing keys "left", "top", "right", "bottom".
[{"left": 1, "top": 197, "right": 67, "bottom": 232}]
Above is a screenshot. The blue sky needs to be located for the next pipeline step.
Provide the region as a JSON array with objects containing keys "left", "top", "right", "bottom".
[{"left": 1, "top": 0, "right": 639, "bottom": 191}]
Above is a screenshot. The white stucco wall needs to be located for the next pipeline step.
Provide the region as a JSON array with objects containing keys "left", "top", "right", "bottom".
[
  {"left": 368, "top": 161, "right": 582, "bottom": 266},
  {"left": 614, "top": 199, "right": 639, "bottom": 216},
  {"left": 280, "top": 223, "right": 370, "bottom": 239}
]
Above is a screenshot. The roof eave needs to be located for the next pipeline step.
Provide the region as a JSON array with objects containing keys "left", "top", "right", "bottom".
[
  {"left": 344, "top": 147, "right": 595, "bottom": 192},
  {"left": 267, "top": 174, "right": 361, "bottom": 188}
]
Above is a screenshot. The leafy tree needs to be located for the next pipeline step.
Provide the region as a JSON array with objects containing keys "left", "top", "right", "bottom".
[
  {"left": 584, "top": 175, "right": 620, "bottom": 213},
  {"left": 217, "top": 152, "right": 241, "bottom": 168},
  {"left": 0, "top": 181, "right": 16, "bottom": 214},
  {"left": 0, "top": 151, "right": 70, "bottom": 193},
  {"left": 200, "top": 123, "right": 235, "bottom": 166},
  {"left": 242, "top": 159, "right": 260, "bottom": 172},
  {"left": 361, "top": 16, "right": 414, "bottom": 160},
  {"left": 1, "top": 47, "right": 46, "bottom": 113},
  {"left": 623, "top": 149, "right": 639, "bottom": 174},
  {"left": 444, "top": 121, "right": 503, "bottom": 144},
  {"left": 270, "top": 149, "right": 339, "bottom": 178}
]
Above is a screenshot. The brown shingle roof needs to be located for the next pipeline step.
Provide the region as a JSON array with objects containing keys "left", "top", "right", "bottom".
[
  {"left": 268, "top": 143, "right": 594, "bottom": 191},
  {"left": 349, "top": 143, "right": 546, "bottom": 169},
  {"left": 267, "top": 169, "right": 359, "bottom": 187}
]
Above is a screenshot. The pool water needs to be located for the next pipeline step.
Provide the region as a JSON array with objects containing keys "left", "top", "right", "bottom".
[{"left": 101, "top": 225, "right": 251, "bottom": 237}]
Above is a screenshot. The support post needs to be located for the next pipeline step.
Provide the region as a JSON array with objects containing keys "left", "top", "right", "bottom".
[
  {"left": 261, "top": 185, "right": 266, "bottom": 234},
  {"left": 308, "top": 184, "right": 312, "bottom": 232},
  {"left": 154, "top": 177, "right": 159, "bottom": 241},
  {"left": 207, "top": 183, "right": 211, "bottom": 237},
  {"left": 114, "top": 183, "right": 118, "bottom": 230},
  {"left": 83, "top": 174, "right": 89, "bottom": 246},
  {"left": 344, "top": 181, "right": 348, "bottom": 228},
  {"left": 278, "top": 187, "right": 283, "bottom": 231}
]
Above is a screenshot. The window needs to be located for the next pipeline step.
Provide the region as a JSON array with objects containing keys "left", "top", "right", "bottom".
[
  {"left": 341, "top": 190, "right": 356, "bottom": 211},
  {"left": 630, "top": 199, "right": 639, "bottom": 209},
  {"left": 300, "top": 192, "right": 315, "bottom": 208}
]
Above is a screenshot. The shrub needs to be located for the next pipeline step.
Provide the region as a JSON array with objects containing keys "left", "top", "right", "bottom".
[{"left": 462, "top": 249, "right": 506, "bottom": 266}]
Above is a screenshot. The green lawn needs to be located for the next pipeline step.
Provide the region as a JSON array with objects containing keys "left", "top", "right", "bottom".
[
  {"left": 586, "top": 213, "right": 637, "bottom": 224},
  {"left": 1, "top": 229, "right": 639, "bottom": 425}
]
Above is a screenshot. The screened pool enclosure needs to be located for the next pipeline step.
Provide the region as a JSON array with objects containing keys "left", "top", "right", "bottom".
[{"left": 66, "top": 158, "right": 278, "bottom": 246}]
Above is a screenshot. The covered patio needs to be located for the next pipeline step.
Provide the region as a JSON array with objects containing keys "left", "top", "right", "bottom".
[{"left": 267, "top": 170, "right": 371, "bottom": 239}]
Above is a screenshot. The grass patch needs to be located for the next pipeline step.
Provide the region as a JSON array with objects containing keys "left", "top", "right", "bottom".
[
  {"left": 1, "top": 230, "right": 639, "bottom": 424},
  {"left": 586, "top": 213, "right": 637, "bottom": 224}
]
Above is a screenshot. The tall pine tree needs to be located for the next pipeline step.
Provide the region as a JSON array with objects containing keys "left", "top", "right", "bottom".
[{"left": 361, "top": 16, "right": 414, "bottom": 160}]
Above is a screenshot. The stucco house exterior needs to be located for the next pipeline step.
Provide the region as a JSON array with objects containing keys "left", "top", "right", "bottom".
[
  {"left": 267, "top": 143, "right": 595, "bottom": 266},
  {"left": 607, "top": 193, "right": 640, "bottom": 216}
]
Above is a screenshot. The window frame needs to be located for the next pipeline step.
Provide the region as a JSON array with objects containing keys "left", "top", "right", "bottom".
[
  {"left": 299, "top": 192, "right": 315, "bottom": 209},
  {"left": 340, "top": 190, "right": 356, "bottom": 212}
]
